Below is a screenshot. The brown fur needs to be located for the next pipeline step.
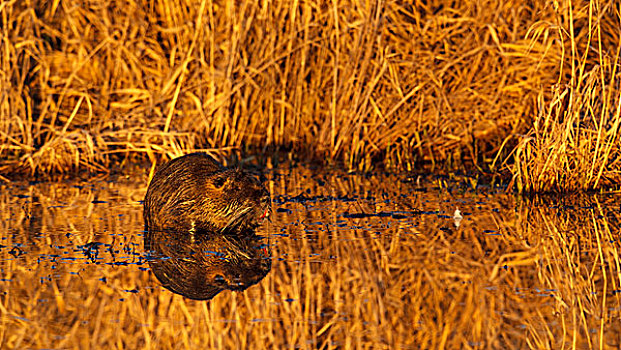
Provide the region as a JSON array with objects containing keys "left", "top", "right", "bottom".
[{"left": 144, "top": 153, "right": 270, "bottom": 235}]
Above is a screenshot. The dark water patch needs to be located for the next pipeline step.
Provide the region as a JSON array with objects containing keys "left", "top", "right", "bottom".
[
  {"left": 274, "top": 194, "right": 358, "bottom": 204},
  {"left": 341, "top": 211, "right": 418, "bottom": 219}
]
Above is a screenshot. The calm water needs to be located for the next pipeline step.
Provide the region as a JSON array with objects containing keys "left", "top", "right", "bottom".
[{"left": 1, "top": 166, "right": 621, "bottom": 349}]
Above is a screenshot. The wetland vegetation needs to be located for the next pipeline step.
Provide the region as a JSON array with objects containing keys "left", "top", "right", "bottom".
[
  {"left": 2, "top": 0, "right": 621, "bottom": 349},
  {"left": 1, "top": 0, "right": 620, "bottom": 192}
]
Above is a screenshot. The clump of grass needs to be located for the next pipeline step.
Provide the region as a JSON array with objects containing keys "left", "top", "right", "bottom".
[{"left": 509, "top": 1, "right": 621, "bottom": 193}]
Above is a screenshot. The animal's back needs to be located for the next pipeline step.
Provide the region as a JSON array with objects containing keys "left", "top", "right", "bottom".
[{"left": 144, "top": 153, "right": 223, "bottom": 231}]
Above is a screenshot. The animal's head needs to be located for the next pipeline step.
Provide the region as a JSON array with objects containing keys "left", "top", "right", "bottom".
[{"left": 196, "top": 168, "right": 271, "bottom": 234}]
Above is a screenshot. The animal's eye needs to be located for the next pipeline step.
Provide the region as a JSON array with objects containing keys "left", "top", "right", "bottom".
[{"left": 213, "top": 177, "right": 226, "bottom": 188}]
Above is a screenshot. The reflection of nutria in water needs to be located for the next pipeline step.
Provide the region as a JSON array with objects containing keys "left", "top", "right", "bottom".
[
  {"left": 144, "top": 153, "right": 271, "bottom": 236},
  {"left": 143, "top": 152, "right": 272, "bottom": 299},
  {"left": 145, "top": 228, "right": 271, "bottom": 300}
]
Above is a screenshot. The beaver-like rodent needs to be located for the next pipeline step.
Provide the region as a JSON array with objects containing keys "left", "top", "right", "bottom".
[{"left": 144, "top": 152, "right": 271, "bottom": 236}]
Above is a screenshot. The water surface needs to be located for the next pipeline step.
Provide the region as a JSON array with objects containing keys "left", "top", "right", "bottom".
[{"left": 1, "top": 167, "right": 621, "bottom": 349}]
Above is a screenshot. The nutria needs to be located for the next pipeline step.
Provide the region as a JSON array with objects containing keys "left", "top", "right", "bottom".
[
  {"left": 143, "top": 152, "right": 271, "bottom": 236},
  {"left": 145, "top": 227, "right": 271, "bottom": 300}
]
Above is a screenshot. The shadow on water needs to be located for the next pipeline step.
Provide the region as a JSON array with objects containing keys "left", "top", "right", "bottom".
[{"left": 1, "top": 168, "right": 621, "bottom": 348}]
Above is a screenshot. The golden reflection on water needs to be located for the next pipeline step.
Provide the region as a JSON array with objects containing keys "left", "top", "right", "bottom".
[{"left": 1, "top": 168, "right": 620, "bottom": 349}]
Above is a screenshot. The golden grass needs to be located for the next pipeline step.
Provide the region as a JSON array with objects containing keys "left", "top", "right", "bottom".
[
  {"left": 508, "top": 0, "right": 621, "bottom": 192},
  {"left": 1, "top": 167, "right": 620, "bottom": 348},
  {"left": 1, "top": 0, "right": 619, "bottom": 191}
]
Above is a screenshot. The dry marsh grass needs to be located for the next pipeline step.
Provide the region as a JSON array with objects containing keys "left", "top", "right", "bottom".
[
  {"left": 509, "top": 0, "right": 621, "bottom": 192},
  {"left": 1, "top": 168, "right": 621, "bottom": 348},
  {"left": 1, "top": 0, "right": 619, "bottom": 191}
]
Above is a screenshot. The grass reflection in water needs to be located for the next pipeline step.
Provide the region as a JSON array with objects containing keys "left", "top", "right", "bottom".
[{"left": 1, "top": 167, "right": 620, "bottom": 349}]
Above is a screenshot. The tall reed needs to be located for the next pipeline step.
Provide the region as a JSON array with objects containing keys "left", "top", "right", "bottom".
[{"left": 509, "top": 0, "right": 621, "bottom": 192}]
